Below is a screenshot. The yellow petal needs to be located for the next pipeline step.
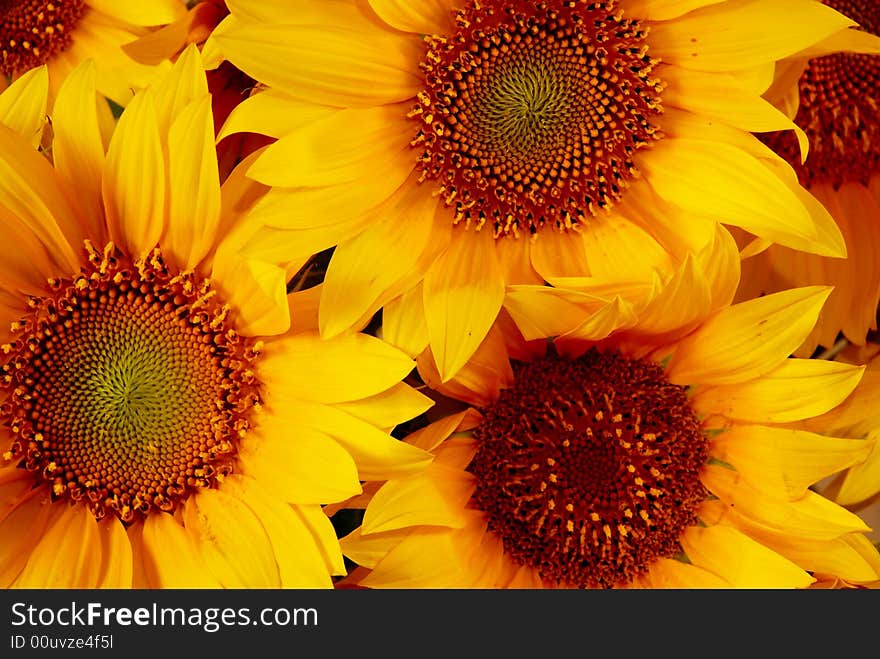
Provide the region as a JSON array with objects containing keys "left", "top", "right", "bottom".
[
  {"left": 641, "top": 138, "right": 827, "bottom": 253},
  {"left": 216, "top": 23, "right": 423, "bottom": 107},
  {"left": 95, "top": 518, "right": 133, "bottom": 588},
  {"left": 648, "top": 0, "right": 855, "bottom": 72},
  {"left": 368, "top": 0, "right": 454, "bottom": 34},
  {"left": 102, "top": 89, "right": 166, "bottom": 260},
  {"left": 362, "top": 464, "right": 475, "bottom": 534},
  {"left": 680, "top": 525, "right": 813, "bottom": 588},
  {"left": 667, "top": 286, "right": 831, "bottom": 386},
  {"left": 702, "top": 464, "right": 871, "bottom": 540},
  {"left": 222, "top": 476, "right": 334, "bottom": 587},
  {"left": 86, "top": 0, "right": 185, "bottom": 26},
  {"left": 0, "top": 65, "right": 48, "bottom": 146},
  {"left": 580, "top": 214, "right": 674, "bottom": 281},
  {"left": 625, "top": 0, "right": 725, "bottom": 21},
  {"left": 339, "top": 526, "right": 412, "bottom": 570},
  {"left": 247, "top": 103, "right": 413, "bottom": 188},
  {"left": 836, "top": 434, "right": 880, "bottom": 507},
  {"left": 709, "top": 425, "right": 872, "bottom": 499},
  {"left": 642, "top": 557, "right": 730, "bottom": 588},
  {"left": 141, "top": 512, "right": 221, "bottom": 588},
  {"left": 0, "top": 490, "right": 55, "bottom": 587},
  {"left": 336, "top": 382, "right": 434, "bottom": 430},
  {"left": 217, "top": 88, "right": 335, "bottom": 142},
  {"left": 381, "top": 284, "right": 431, "bottom": 358},
  {"left": 293, "top": 504, "right": 348, "bottom": 576},
  {"left": 358, "top": 527, "right": 475, "bottom": 588},
  {"left": 152, "top": 43, "right": 209, "bottom": 135},
  {"left": 165, "top": 95, "right": 221, "bottom": 271},
  {"left": 260, "top": 331, "right": 416, "bottom": 404},
  {"left": 0, "top": 123, "right": 81, "bottom": 272},
  {"left": 240, "top": 423, "right": 362, "bottom": 505},
  {"left": 183, "top": 487, "right": 281, "bottom": 588},
  {"left": 15, "top": 505, "right": 103, "bottom": 588},
  {"left": 701, "top": 499, "right": 880, "bottom": 584},
  {"left": 276, "top": 400, "right": 433, "bottom": 481},
  {"left": 320, "top": 182, "right": 444, "bottom": 338},
  {"left": 423, "top": 227, "right": 506, "bottom": 382},
  {"left": 693, "top": 359, "right": 865, "bottom": 423},
  {"left": 52, "top": 60, "right": 107, "bottom": 245}
]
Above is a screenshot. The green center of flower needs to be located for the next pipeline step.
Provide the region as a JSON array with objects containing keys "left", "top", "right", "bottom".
[
  {"left": 410, "top": 0, "right": 663, "bottom": 238},
  {"left": 759, "top": 0, "right": 880, "bottom": 189},
  {"left": 0, "top": 244, "right": 262, "bottom": 523},
  {"left": 0, "top": 0, "right": 85, "bottom": 77},
  {"left": 467, "top": 349, "right": 708, "bottom": 588}
]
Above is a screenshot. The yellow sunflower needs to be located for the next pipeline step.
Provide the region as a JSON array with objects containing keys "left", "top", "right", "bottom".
[
  {"left": 737, "top": 0, "right": 880, "bottom": 357},
  {"left": 211, "top": 0, "right": 871, "bottom": 382},
  {"left": 340, "top": 285, "right": 880, "bottom": 588},
  {"left": 0, "top": 45, "right": 433, "bottom": 588},
  {"left": 1, "top": 0, "right": 185, "bottom": 105}
]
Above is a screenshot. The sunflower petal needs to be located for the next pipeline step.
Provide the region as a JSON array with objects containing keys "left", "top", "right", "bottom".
[
  {"left": 141, "top": 512, "right": 222, "bottom": 588},
  {"left": 693, "top": 359, "right": 865, "bottom": 423},
  {"left": 423, "top": 227, "right": 506, "bottom": 382},
  {"left": 0, "top": 65, "right": 48, "bottom": 146},
  {"left": 666, "top": 286, "right": 831, "bottom": 386},
  {"left": 680, "top": 525, "right": 813, "bottom": 588},
  {"left": 709, "top": 425, "right": 872, "bottom": 499}
]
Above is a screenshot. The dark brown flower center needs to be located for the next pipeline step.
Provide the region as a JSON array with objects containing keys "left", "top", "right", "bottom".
[
  {"left": 410, "top": 0, "right": 663, "bottom": 238},
  {"left": 467, "top": 349, "right": 708, "bottom": 588},
  {"left": 0, "top": 0, "right": 85, "bottom": 77},
  {"left": 0, "top": 243, "right": 262, "bottom": 523},
  {"left": 759, "top": 0, "right": 880, "bottom": 189}
]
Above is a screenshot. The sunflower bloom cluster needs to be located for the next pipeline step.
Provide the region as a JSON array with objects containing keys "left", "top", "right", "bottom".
[{"left": 1, "top": 0, "right": 880, "bottom": 590}]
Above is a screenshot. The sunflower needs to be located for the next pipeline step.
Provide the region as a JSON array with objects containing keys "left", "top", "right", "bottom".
[
  {"left": 0, "top": 45, "right": 434, "bottom": 588},
  {"left": 340, "top": 285, "right": 880, "bottom": 588},
  {"left": 1, "top": 0, "right": 185, "bottom": 105},
  {"left": 210, "top": 0, "right": 870, "bottom": 382},
  {"left": 736, "top": 0, "right": 880, "bottom": 357}
]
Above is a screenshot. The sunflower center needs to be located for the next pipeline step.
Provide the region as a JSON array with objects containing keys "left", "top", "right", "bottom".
[
  {"left": 758, "top": 0, "right": 880, "bottom": 189},
  {"left": 0, "top": 0, "right": 85, "bottom": 77},
  {"left": 467, "top": 349, "right": 708, "bottom": 588},
  {"left": 0, "top": 244, "right": 262, "bottom": 523},
  {"left": 410, "top": 0, "right": 663, "bottom": 238}
]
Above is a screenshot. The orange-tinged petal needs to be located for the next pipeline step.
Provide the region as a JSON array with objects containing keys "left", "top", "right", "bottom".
[
  {"left": 151, "top": 43, "right": 209, "bottom": 134},
  {"left": 339, "top": 526, "right": 412, "bottom": 570},
  {"left": 423, "top": 227, "right": 505, "bottom": 382},
  {"left": 184, "top": 488, "right": 281, "bottom": 588},
  {"left": 641, "top": 557, "right": 730, "bottom": 588},
  {"left": 141, "top": 512, "right": 221, "bottom": 588},
  {"left": 102, "top": 89, "right": 165, "bottom": 260},
  {"left": 0, "top": 65, "right": 48, "bottom": 146},
  {"left": 0, "top": 490, "right": 55, "bottom": 588},
  {"left": 680, "top": 525, "right": 813, "bottom": 588},
  {"left": 625, "top": 0, "right": 725, "bottom": 21},
  {"left": 666, "top": 286, "right": 831, "bottom": 386},
  {"left": 709, "top": 425, "right": 872, "bottom": 500},
  {"left": 211, "top": 253, "right": 290, "bottom": 337},
  {"left": 218, "top": 89, "right": 336, "bottom": 142},
  {"left": 87, "top": 0, "right": 185, "bottom": 26},
  {"left": 368, "top": 0, "right": 454, "bottom": 34},
  {"left": 95, "top": 518, "right": 133, "bottom": 588},
  {"left": 15, "top": 505, "right": 103, "bottom": 588}
]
